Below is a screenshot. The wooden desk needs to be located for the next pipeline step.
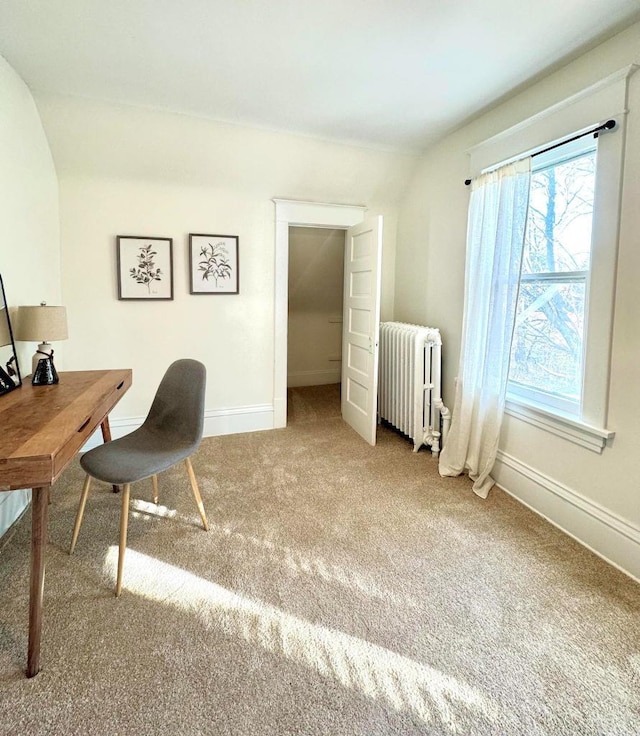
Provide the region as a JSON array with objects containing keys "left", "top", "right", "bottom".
[{"left": 0, "top": 369, "right": 132, "bottom": 677}]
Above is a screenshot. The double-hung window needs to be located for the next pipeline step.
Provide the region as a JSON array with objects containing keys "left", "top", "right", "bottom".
[
  {"left": 508, "top": 137, "right": 597, "bottom": 418},
  {"left": 468, "top": 67, "right": 634, "bottom": 452}
]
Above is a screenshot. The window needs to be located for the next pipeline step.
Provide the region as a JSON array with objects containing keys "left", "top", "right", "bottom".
[
  {"left": 468, "top": 68, "right": 634, "bottom": 450},
  {"left": 508, "top": 137, "right": 597, "bottom": 418}
]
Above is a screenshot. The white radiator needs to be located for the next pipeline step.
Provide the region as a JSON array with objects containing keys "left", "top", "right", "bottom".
[{"left": 378, "top": 322, "right": 451, "bottom": 456}]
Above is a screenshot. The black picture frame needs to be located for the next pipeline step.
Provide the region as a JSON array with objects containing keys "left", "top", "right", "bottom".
[
  {"left": 189, "top": 234, "right": 239, "bottom": 295},
  {"left": 117, "top": 236, "right": 174, "bottom": 300}
]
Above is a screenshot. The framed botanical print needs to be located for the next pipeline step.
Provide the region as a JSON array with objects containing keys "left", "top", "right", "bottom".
[
  {"left": 189, "top": 234, "right": 239, "bottom": 294},
  {"left": 117, "top": 236, "right": 173, "bottom": 300}
]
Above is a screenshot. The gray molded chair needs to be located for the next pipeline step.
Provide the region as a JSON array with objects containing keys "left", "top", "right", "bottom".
[{"left": 70, "top": 359, "right": 209, "bottom": 596}]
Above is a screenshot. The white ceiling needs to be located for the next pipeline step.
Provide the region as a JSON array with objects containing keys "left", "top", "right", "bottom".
[{"left": 0, "top": 0, "right": 639, "bottom": 152}]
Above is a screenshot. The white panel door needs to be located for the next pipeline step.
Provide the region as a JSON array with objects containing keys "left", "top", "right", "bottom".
[{"left": 341, "top": 215, "right": 383, "bottom": 445}]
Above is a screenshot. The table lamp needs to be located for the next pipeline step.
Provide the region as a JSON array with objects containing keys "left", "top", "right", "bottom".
[{"left": 16, "top": 303, "right": 68, "bottom": 384}]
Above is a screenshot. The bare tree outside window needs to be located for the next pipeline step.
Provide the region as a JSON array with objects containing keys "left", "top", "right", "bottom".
[{"left": 509, "top": 149, "right": 596, "bottom": 410}]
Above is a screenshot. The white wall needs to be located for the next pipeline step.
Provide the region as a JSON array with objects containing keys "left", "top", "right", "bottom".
[
  {"left": 0, "top": 55, "right": 61, "bottom": 536},
  {"left": 395, "top": 23, "right": 640, "bottom": 578},
  {"left": 288, "top": 227, "right": 344, "bottom": 387},
  {"left": 35, "top": 95, "right": 416, "bottom": 431}
]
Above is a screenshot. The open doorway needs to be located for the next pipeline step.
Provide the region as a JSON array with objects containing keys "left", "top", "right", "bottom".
[
  {"left": 287, "top": 226, "right": 345, "bottom": 423},
  {"left": 273, "top": 200, "right": 383, "bottom": 444},
  {"left": 273, "top": 199, "right": 366, "bottom": 429},
  {"left": 287, "top": 226, "right": 345, "bottom": 391}
]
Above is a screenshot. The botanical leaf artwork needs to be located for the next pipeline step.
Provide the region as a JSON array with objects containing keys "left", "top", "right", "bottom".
[
  {"left": 129, "top": 244, "right": 163, "bottom": 293},
  {"left": 198, "top": 242, "right": 232, "bottom": 286}
]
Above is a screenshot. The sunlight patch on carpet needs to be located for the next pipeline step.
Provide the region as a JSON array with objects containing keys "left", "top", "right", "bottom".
[
  {"left": 129, "top": 499, "right": 178, "bottom": 520},
  {"left": 104, "top": 547, "right": 498, "bottom": 731},
  {"left": 225, "top": 529, "right": 421, "bottom": 609},
  {"left": 210, "top": 521, "right": 425, "bottom": 610}
]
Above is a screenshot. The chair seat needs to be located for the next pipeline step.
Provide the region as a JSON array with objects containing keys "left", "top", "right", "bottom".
[{"left": 80, "top": 426, "right": 198, "bottom": 485}]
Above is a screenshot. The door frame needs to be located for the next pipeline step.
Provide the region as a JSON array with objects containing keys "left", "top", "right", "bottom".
[{"left": 273, "top": 199, "right": 366, "bottom": 428}]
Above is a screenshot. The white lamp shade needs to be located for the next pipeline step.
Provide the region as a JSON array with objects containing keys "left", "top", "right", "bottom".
[{"left": 16, "top": 305, "right": 68, "bottom": 342}]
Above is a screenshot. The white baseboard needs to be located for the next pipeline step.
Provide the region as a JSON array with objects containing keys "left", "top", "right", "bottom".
[
  {"left": 287, "top": 369, "right": 341, "bottom": 388},
  {"left": 203, "top": 403, "right": 274, "bottom": 437},
  {"left": 82, "top": 403, "right": 275, "bottom": 451},
  {"left": 0, "top": 489, "right": 30, "bottom": 540},
  {"left": 493, "top": 450, "right": 640, "bottom": 582}
]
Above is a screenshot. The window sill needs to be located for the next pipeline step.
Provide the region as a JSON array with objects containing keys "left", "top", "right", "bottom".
[{"left": 504, "top": 398, "right": 615, "bottom": 453}]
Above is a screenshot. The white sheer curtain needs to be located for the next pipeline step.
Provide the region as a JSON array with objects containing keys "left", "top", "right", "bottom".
[{"left": 439, "top": 158, "right": 531, "bottom": 498}]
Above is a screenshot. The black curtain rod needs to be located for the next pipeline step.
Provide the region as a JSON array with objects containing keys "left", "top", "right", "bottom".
[{"left": 464, "top": 119, "right": 616, "bottom": 186}]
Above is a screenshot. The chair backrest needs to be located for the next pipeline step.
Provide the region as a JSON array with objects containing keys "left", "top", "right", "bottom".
[{"left": 144, "top": 359, "right": 206, "bottom": 448}]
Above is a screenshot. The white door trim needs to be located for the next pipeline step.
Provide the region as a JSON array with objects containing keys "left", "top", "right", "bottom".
[{"left": 273, "top": 199, "right": 366, "bottom": 428}]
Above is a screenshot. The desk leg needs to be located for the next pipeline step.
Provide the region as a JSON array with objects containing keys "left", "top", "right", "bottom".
[
  {"left": 100, "top": 418, "right": 120, "bottom": 494},
  {"left": 27, "top": 485, "right": 49, "bottom": 678}
]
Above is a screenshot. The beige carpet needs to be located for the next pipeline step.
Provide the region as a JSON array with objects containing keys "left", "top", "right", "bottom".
[{"left": 1, "top": 383, "right": 639, "bottom": 735}]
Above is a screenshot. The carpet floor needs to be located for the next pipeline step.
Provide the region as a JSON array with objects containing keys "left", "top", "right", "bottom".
[{"left": 0, "top": 383, "right": 638, "bottom": 735}]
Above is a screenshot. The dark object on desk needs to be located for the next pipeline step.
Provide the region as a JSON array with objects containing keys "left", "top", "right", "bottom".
[
  {"left": 32, "top": 350, "right": 59, "bottom": 385},
  {"left": 0, "top": 273, "right": 22, "bottom": 395},
  {"left": 70, "top": 359, "right": 209, "bottom": 597},
  {"left": 0, "top": 364, "right": 15, "bottom": 394}
]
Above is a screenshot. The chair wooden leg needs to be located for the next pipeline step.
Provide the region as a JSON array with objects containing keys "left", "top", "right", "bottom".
[
  {"left": 100, "top": 418, "right": 120, "bottom": 493},
  {"left": 152, "top": 474, "right": 159, "bottom": 504},
  {"left": 115, "top": 483, "right": 131, "bottom": 597},
  {"left": 184, "top": 457, "right": 209, "bottom": 531},
  {"left": 70, "top": 475, "right": 92, "bottom": 554}
]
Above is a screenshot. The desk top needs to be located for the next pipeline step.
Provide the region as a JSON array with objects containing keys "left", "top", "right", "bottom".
[{"left": 0, "top": 370, "right": 132, "bottom": 491}]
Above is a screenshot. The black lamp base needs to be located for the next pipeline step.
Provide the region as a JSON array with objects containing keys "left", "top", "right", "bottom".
[{"left": 32, "top": 357, "right": 59, "bottom": 385}]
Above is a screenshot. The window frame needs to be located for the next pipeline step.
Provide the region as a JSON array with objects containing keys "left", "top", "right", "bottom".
[
  {"left": 507, "top": 137, "right": 597, "bottom": 419},
  {"left": 502, "top": 122, "right": 625, "bottom": 452},
  {"left": 466, "top": 67, "right": 637, "bottom": 453}
]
